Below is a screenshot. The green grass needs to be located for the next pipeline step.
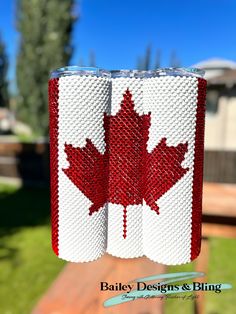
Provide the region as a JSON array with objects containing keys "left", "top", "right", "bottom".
[
  {"left": 0, "top": 183, "right": 235, "bottom": 313},
  {"left": 0, "top": 183, "right": 65, "bottom": 314},
  {"left": 16, "top": 134, "right": 45, "bottom": 143},
  {"left": 206, "top": 238, "right": 236, "bottom": 314},
  {"left": 165, "top": 238, "right": 236, "bottom": 314}
]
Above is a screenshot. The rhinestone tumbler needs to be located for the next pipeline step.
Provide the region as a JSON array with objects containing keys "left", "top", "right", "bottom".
[
  {"left": 49, "top": 66, "right": 207, "bottom": 265},
  {"left": 106, "top": 70, "right": 147, "bottom": 258},
  {"left": 49, "top": 67, "right": 111, "bottom": 262},
  {"left": 142, "top": 68, "right": 207, "bottom": 265}
]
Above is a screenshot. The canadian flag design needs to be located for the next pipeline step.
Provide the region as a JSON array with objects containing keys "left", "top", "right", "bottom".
[
  {"left": 49, "top": 70, "right": 206, "bottom": 264},
  {"left": 142, "top": 76, "right": 206, "bottom": 265},
  {"left": 49, "top": 74, "right": 110, "bottom": 262}
]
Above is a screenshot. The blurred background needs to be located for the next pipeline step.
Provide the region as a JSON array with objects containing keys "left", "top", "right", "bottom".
[{"left": 0, "top": 0, "right": 235, "bottom": 313}]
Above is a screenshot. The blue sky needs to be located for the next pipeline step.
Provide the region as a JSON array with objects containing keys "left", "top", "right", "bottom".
[{"left": 0, "top": 0, "right": 236, "bottom": 92}]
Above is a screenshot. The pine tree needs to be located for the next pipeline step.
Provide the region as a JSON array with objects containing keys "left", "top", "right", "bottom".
[
  {"left": 154, "top": 49, "right": 161, "bottom": 69},
  {"left": 89, "top": 50, "right": 96, "bottom": 67},
  {"left": 0, "top": 35, "right": 9, "bottom": 107},
  {"left": 137, "top": 45, "right": 162, "bottom": 71},
  {"left": 170, "top": 50, "right": 181, "bottom": 68},
  {"left": 143, "top": 45, "right": 151, "bottom": 71},
  {"left": 137, "top": 56, "right": 144, "bottom": 71},
  {"left": 16, "top": 0, "right": 77, "bottom": 135},
  {"left": 137, "top": 45, "right": 152, "bottom": 70}
]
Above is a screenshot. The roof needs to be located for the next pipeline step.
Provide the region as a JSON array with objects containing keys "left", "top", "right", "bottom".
[
  {"left": 208, "top": 69, "right": 236, "bottom": 85},
  {"left": 192, "top": 58, "right": 236, "bottom": 70}
]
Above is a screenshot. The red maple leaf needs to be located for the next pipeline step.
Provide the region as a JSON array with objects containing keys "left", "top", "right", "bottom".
[
  {"left": 63, "top": 89, "right": 189, "bottom": 238},
  {"left": 63, "top": 139, "right": 108, "bottom": 215}
]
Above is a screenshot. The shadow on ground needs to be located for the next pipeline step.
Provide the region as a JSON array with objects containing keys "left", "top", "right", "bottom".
[{"left": 0, "top": 185, "right": 50, "bottom": 260}]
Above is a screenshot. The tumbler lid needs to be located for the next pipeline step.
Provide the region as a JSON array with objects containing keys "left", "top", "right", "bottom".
[
  {"left": 147, "top": 67, "right": 205, "bottom": 78},
  {"left": 50, "top": 66, "right": 110, "bottom": 79},
  {"left": 111, "top": 70, "right": 147, "bottom": 78}
]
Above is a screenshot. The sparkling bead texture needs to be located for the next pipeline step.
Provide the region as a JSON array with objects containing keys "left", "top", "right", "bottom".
[{"left": 48, "top": 73, "right": 207, "bottom": 265}]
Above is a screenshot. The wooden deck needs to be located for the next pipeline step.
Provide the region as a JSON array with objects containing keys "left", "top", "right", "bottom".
[
  {"left": 32, "top": 183, "right": 236, "bottom": 314},
  {"left": 202, "top": 183, "right": 236, "bottom": 238},
  {"left": 32, "top": 256, "right": 166, "bottom": 314}
]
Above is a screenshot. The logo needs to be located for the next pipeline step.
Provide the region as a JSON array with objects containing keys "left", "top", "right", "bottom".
[{"left": 102, "top": 272, "right": 232, "bottom": 307}]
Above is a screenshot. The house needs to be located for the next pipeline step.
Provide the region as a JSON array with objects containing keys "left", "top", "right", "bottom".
[{"left": 193, "top": 58, "right": 236, "bottom": 150}]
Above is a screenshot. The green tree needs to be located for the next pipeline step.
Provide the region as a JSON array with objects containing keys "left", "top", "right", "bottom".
[
  {"left": 89, "top": 50, "right": 96, "bottom": 67},
  {"left": 154, "top": 49, "right": 161, "bottom": 69},
  {"left": 0, "top": 35, "right": 9, "bottom": 107},
  {"left": 137, "top": 46, "right": 161, "bottom": 70},
  {"left": 137, "top": 45, "right": 151, "bottom": 70},
  {"left": 143, "top": 45, "right": 151, "bottom": 70},
  {"left": 16, "top": 0, "right": 77, "bottom": 135},
  {"left": 170, "top": 50, "right": 181, "bottom": 68}
]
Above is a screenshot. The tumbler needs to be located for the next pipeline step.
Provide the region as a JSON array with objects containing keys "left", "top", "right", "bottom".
[
  {"left": 142, "top": 68, "right": 207, "bottom": 265},
  {"left": 49, "top": 66, "right": 207, "bottom": 265},
  {"left": 49, "top": 67, "right": 111, "bottom": 262},
  {"left": 106, "top": 70, "right": 146, "bottom": 258}
]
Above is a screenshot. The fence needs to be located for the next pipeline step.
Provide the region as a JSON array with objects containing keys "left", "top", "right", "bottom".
[
  {"left": 0, "top": 141, "right": 49, "bottom": 185},
  {"left": 204, "top": 150, "right": 236, "bottom": 183},
  {"left": 0, "top": 141, "right": 235, "bottom": 185}
]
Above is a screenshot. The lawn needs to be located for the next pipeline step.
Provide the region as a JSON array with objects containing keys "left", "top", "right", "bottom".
[
  {"left": 166, "top": 238, "right": 236, "bottom": 314},
  {"left": 0, "top": 183, "right": 65, "bottom": 314},
  {"left": 0, "top": 183, "right": 235, "bottom": 314}
]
